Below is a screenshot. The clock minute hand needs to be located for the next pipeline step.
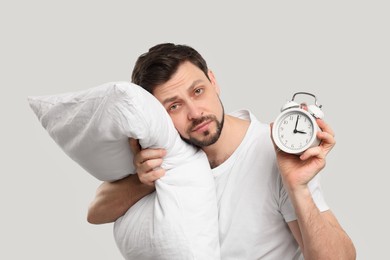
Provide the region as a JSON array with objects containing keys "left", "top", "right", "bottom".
[{"left": 293, "top": 115, "right": 300, "bottom": 133}]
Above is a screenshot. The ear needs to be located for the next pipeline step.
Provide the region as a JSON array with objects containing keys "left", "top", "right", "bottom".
[{"left": 207, "top": 69, "right": 220, "bottom": 95}]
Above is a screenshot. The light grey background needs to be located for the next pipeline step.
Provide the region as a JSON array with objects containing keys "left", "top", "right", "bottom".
[{"left": 1, "top": 1, "right": 389, "bottom": 259}]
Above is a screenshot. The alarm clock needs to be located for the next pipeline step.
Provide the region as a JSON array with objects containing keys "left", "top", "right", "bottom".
[{"left": 272, "top": 92, "right": 324, "bottom": 155}]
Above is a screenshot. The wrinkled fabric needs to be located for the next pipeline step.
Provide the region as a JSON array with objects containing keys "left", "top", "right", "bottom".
[
  {"left": 28, "top": 82, "right": 220, "bottom": 260},
  {"left": 29, "top": 82, "right": 201, "bottom": 181}
]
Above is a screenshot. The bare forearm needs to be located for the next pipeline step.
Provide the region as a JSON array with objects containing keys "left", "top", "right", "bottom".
[
  {"left": 290, "top": 188, "right": 356, "bottom": 260},
  {"left": 87, "top": 191, "right": 128, "bottom": 224},
  {"left": 87, "top": 174, "right": 155, "bottom": 224}
]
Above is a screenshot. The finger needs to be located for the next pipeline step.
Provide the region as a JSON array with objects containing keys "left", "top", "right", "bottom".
[
  {"left": 138, "top": 175, "right": 155, "bottom": 187},
  {"left": 134, "top": 148, "right": 167, "bottom": 167},
  {"left": 317, "top": 119, "right": 335, "bottom": 137},
  {"left": 300, "top": 146, "right": 325, "bottom": 161},
  {"left": 150, "top": 167, "right": 166, "bottom": 180},
  {"left": 138, "top": 158, "right": 164, "bottom": 174},
  {"left": 138, "top": 168, "right": 166, "bottom": 185},
  {"left": 128, "top": 138, "right": 141, "bottom": 154},
  {"left": 317, "top": 131, "right": 336, "bottom": 146},
  {"left": 317, "top": 131, "right": 336, "bottom": 155}
]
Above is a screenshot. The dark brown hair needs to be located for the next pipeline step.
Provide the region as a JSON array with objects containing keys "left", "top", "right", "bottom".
[{"left": 131, "top": 43, "right": 210, "bottom": 93}]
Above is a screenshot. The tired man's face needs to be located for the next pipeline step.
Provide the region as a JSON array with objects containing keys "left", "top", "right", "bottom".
[{"left": 153, "top": 61, "right": 224, "bottom": 148}]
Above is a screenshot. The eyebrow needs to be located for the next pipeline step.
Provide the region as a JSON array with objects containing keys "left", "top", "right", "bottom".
[
  {"left": 161, "top": 79, "right": 204, "bottom": 106},
  {"left": 162, "top": 96, "right": 178, "bottom": 106}
]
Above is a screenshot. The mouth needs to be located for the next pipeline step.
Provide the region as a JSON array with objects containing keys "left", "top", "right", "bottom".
[{"left": 191, "top": 120, "right": 212, "bottom": 132}]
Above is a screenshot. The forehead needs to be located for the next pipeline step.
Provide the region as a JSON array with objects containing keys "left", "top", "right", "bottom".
[{"left": 153, "top": 61, "right": 208, "bottom": 102}]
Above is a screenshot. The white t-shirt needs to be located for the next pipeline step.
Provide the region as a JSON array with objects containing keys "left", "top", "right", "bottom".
[{"left": 213, "top": 110, "right": 329, "bottom": 260}]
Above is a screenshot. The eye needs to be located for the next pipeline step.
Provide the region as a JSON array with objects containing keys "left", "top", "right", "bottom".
[
  {"left": 194, "top": 88, "right": 204, "bottom": 96},
  {"left": 168, "top": 103, "right": 180, "bottom": 112}
]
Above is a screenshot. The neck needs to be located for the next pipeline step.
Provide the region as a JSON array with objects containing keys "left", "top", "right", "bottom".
[{"left": 202, "top": 114, "right": 250, "bottom": 168}]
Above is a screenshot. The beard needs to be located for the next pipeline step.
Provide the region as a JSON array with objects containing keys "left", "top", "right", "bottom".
[{"left": 180, "top": 111, "right": 225, "bottom": 148}]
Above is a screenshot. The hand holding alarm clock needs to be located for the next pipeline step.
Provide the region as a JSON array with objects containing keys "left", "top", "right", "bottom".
[{"left": 272, "top": 92, "right": 324, "bottom": 155}]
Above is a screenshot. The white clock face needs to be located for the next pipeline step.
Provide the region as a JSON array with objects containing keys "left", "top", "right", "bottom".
[{"left": 276, "top": 111, "right": 314, "bottom": 151}]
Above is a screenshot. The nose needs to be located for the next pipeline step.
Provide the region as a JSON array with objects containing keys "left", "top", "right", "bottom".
[{"left": 187, "top": 101, "right": 202, "bottom": 120}]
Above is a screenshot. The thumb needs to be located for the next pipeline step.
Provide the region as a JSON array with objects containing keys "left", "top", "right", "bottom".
[{"left": 128, "top": 138, "right": 141, "bottom": 154}]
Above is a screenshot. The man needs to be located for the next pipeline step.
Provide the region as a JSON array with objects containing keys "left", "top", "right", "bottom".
[{"left": 88, "top": 43, "right": 356, "bottom": 259}]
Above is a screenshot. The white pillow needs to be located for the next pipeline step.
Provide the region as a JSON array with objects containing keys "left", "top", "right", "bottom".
[
  {"left": 28, "top": 82, "right": 221, "bottom": 260},
  {"left": 29, "top": 82, "right": 197, "bottom": 181}
]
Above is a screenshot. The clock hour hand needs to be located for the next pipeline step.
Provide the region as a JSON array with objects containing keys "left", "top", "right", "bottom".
[{"left": 295, "top": 130, "right": 307, "bottom": 134}]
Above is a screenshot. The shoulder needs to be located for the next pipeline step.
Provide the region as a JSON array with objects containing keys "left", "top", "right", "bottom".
[
  {"left": 232, "top": 110, "right": 271, "bottom": 144},
  {"left": 228, "top": 110, "right": 275, "bottom": 162},
  {"left": 229, "top": 109, "right": 268, "bottom": 130}
]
